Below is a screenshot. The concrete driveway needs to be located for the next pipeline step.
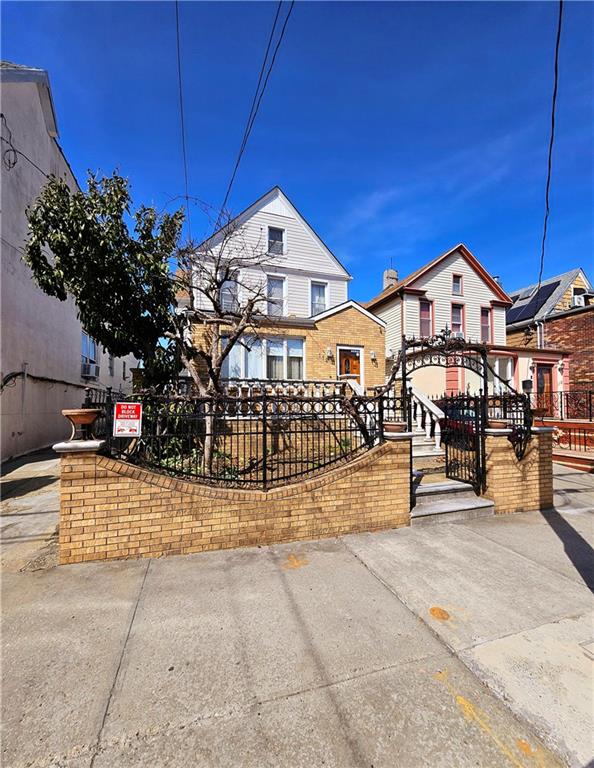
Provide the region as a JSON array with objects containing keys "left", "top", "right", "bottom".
[{"left": 1, "top": 457, "right": 593, "bottom": 768}]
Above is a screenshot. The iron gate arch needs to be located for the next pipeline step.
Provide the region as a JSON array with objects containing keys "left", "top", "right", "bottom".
[{"left": 395, "top": 331, "right": 533, "bottom": 494}]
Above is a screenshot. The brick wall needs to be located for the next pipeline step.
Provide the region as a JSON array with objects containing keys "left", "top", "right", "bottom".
[
  {"left": 58, "top": 437, "right": 411, "bottom": 565},
  {"left": 192, "top": 306, "right": 386, "bottom": 389},
  {"left": 483, "top": 430, "right": 553, "bottom": 515},
  {"left": 543, "top": 307, "right": 594, "bottom": 388}
]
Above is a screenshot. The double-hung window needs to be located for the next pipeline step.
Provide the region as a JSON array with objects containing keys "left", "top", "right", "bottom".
[
  {"left": 480, "top": 308, "right": 491, "bottom": 343},
  {"left": 268, "top": 227, "right": 284, "bottom": 255},
  {"left": 221, "top": 335, "right": 304, "bottom": 381},
  {"left": 452, "top": 274, "right": 463, "bottom": 295},
  {"left": 219, "top": 270, "right": 239, "bottom": 313},
  {"left": 287, "top": 339, "right": 304, "bottom": 380},
  {"left": 311, "top": 281, "right": 327, "bottom": 315},
  {"left": 266, "top": 338, "right": 284, "bottom": 379},
  {"left": 451, "top": 304, "right": 464, "bottom": 336},
  {"left": 267, "top": 276, "right": 285, "bottom": 317},
  {"left": 419, "top": 300, "right": 432, "bottom": 337}
]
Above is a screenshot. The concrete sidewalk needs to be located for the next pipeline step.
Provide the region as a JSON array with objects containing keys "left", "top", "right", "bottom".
[{"left": 1, "top": 457, "right": 593, "bottom": 767}]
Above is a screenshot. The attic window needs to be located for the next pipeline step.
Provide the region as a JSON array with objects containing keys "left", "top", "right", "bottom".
[
  {"left": 268, "top": 227, "right": 284, "bottom": 255},
  {"left": 452, "top": 274, "right": 463, "bottom": 295}
]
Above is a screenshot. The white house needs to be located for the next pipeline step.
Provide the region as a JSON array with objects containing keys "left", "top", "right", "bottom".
[{"left": 0, "top": 61, "right": 137, "bottom": 460}]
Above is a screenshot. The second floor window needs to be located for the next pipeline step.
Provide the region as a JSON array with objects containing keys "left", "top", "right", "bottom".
[
  {"left": 108, "top": 354, "right": 114, "bottom": 377},
  {"left": 311, "top": 281, "right": 327, "bottom": 315},
  {"left": 419, "top": 300, "right": 432, "bottom": 337},
  {"left": 268, "top": 227, "right": 284, "bottom": 255},
  {"left": 267, "top": 276, "right": 285, "bottom": 317},
  {"left": 219, "top": 271, "right": 239, "bottom": 313},
  {"left": 81, "top": 332, "right": 97, "bottom": 365},
  {"left": 480, "top": 308, "right": 491, "bottom": 343},
  {"left": 451, "top": 304, "right": 464, "bottom": 335},
  {"left": 452, "top": 274, "right": 463, "bottom": 295}
]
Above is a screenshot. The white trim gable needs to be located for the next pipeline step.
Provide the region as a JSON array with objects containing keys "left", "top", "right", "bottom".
[{"left": 311, "top": 300, "right": 386, "bottom": 327}]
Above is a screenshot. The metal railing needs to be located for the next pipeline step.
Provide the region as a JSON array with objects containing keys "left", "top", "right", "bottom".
[
  {"left": 552, "top": 426, "right": 594, "bottom": 453},
  {"left": 92, "top": 390, "right": 393, "bottom": 490},
  {"left": 530, "top": 390, "right": 594, "bottom": 421}
]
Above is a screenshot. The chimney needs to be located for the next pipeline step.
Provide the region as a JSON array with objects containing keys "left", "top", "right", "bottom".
[
  {"left": 492, "top": 275, "right": 502, "bottom": 287},
  {"left": 383, "top": 268, "right": 398, "bottom": 290}
]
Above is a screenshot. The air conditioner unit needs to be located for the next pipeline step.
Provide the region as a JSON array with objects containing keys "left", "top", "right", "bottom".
[
  {"left": 81, "top": 363, "right": 100, "bottom": 379},
  {"left": 571, "top": 295, "right": 586, "bottom": 308},
  {"left": 453, "top": 332, "right": 465, "bottom": 339}
]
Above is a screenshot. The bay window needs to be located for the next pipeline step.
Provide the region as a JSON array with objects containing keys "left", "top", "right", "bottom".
[
  {"left": 419, "top": 300, "right": 432, "bottom": 337},
  {"left": 480, "top": 308, "right": 491, "bottom": 343},
  {"left": 310, "top": 281, "right": 327, "bottom": 315},
  {"left": 267, "top": 276, "right": 285, "bottom": 317}
]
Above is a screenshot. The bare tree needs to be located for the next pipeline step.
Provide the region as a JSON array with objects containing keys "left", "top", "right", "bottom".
[{"left": 167, "top": 213, "right": 282, "bottom": 396}]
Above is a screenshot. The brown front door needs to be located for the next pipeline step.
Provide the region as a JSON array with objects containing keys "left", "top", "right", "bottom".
[
  {"left": 536, "top": 364, "right": 554, "bottom": 416},
  {"left": 338, "top": 348, "right": 361, "bottom": 383}
]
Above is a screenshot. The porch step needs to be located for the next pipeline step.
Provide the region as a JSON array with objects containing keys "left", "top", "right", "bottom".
[
  {"left": 411, "top": 496, "right": 494, "bottom": 526},
  {"left": 416, "top": 480, "right": 477, "bottom": 500}
]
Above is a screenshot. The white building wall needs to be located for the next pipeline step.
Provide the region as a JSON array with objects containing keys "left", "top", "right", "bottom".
[
  {"left": 0, "top": 75, "right": 136, "bottom": 460},
  {"left": 375, "top": 297, "right": 401, "bottom": 356}
]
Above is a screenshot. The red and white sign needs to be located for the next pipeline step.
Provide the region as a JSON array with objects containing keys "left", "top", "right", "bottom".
[{"left": 113, "top": 402, "right": 142, "bottom": 437}]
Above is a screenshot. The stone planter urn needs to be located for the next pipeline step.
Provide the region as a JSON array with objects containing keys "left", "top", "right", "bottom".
[
  {"left": 383, "top": 421, "right": 408, "bottom": 434},
  {"left": 488, "top": 419, "right": 508, "bottom": 429},
  {"left": 62, "top": 408, "right": 102, "bottom": 441}
]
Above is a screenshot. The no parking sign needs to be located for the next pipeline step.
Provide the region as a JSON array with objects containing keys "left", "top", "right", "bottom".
[{"left": 113, "top": 402, "right": 143, "bottom": 437}]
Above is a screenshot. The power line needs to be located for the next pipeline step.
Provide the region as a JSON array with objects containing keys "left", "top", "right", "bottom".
[
  {"left": 174, "top": 0, "right": 192, "bottom": 241},
  {"left": 218, "top": 0, "right": 295, "bottom": 223},
  {"left": 535, "top": 0, "right": 564, "bottom": 299}
]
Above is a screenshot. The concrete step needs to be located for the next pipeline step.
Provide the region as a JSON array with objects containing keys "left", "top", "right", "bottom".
[
  {"left": 416, "top": 480, "right": 477, "bottom": 501},
  {"left": 411, "top": 496, "right": 494, "bottom": 526},
  {"left": 412, "top": 447, "right": 444, "bottom": 458}
]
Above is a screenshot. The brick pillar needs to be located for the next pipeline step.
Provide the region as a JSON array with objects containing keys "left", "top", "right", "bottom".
[
  {"left": 53, "top": 439, "right": 104, "bottom": 565},
  {"left": 483, "top": 427, "right": 554, "bottom": 515}
]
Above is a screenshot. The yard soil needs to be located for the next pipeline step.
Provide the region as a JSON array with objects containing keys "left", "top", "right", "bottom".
[{"left": 1, "top": 455, "right": 593, "bottom": 768}]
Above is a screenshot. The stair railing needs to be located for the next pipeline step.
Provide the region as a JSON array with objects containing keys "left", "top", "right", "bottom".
[{"left": 411, "top": 387, "right": 444, "bottom": 451}]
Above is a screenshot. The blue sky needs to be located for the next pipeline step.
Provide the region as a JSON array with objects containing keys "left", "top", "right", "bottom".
[{"left": 2, "top": 1, "right": 592, "bottom": 301}]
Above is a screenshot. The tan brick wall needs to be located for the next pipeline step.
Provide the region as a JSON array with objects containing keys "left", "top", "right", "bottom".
[
  {"left": 192, "top": 306, "right": 386, "bottom": 389},
  {"left": 58, "top": 438, "right": 410, "bottom": 565},
  {"left": 483, "top": 431, "right": 553, "bottom": 515}
]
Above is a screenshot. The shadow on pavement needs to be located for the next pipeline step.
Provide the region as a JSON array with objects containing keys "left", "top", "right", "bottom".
[
  {"left": 1, "top": 475, "right": 58, "bottom": 501},
  {"left": 540, "top": 508, "right": 594, "bottom": 593}
]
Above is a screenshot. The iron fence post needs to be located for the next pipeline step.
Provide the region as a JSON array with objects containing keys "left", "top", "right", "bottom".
[
  {"left": 262, "top": 388, "right": 268, "bottom": 491},
  {"left": 378, "top": 391, "right": 384, "bottom": 442}
]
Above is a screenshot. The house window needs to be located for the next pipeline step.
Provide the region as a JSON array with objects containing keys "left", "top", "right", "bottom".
[
  {"left": 81, "top": 332, "right": 97, "bottom": 366},
  {"left": 266, "top": 338, "right": 284, "bottom": 379},
  {"left": 268, "top": 227, "right": 284, "bottom": 255},
  {"left": 219, "top": 271, "right": 239, "bottom": 313},
  {"left": 452, "top": 274, "right": 463, "bottom": 295},
  {"left": 311, "top": 281, "right": 327, "bottom": 315},
  {"left": 267, "top": 276, "right": 285, "bottom": 317},
  {"left": 419, "top": 300, "right": 432, "bottom": 337},
  {"left": 480, "top": 308, "right": 491, "bottom": 343},
  {"left": 108, "top": 354, "right": 114, "bottom": 377},
  {"left": 451, "top": 304, "right": 464, "bottom": 336},
  {"left": 122, "top": 361, "right": 127, "bottom": 380},
  {"left": 287, "top": 339, "right": 304, "bottom": 380}
]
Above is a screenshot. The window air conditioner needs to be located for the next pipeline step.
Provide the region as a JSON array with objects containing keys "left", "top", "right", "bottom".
[
  {"left": 571, "top": 295, "right": 585, "bottom": 308},
  {"left": 81, "top": 363, "right": 100, "bottom": 379}
]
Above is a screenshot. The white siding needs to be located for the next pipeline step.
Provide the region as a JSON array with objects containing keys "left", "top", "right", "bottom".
[
  {"left": 375, "top": 296, "right": 402, "bottom": 356},
  {"left": 196, "top": 189, "right": 350, "bottom": 318},
  {"left": 411, "top": 250, "right": 506, "bottom": 344}
]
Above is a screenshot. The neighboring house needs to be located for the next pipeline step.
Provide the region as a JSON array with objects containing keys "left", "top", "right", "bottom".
[
  {"left": 365, "top": 243, "right": 567, "bottom": 398},
  {"left": 506, "top": 269, "right": 594, "bottom": 390},
  {"left": 0, "top": 61, "right": 137, "bottom": 460},
  {"left": 190, "top": 186, "right": 386, "bottom": 392}
]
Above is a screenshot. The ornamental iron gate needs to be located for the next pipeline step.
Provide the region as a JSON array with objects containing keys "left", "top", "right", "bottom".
[{"left": 438, "top": 393, "right": 485, "bottom": 493}]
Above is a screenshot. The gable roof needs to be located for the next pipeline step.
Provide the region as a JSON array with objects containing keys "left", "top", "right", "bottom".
[
  {"left": 0, "top": 60, "right": 58, "bottom": 137},
  {"left": 366, "top": 243, "right": 512, "bottom": 310},
  {"left": 311, "top": 300, "right": 386, "bottom": 327},
  {"left": 199, "top": 186, "right": 352, "bottom": 279},
  {"left": 506, "top": 268, "right": 592, "bottom": 328}
]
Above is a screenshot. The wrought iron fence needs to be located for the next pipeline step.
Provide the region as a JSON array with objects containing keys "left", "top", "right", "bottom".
[
  {"left": 91, "top": 390, "right": 393, "bottom": 489},
  {"left": 530, "top": 390, "right": 594, "bottom": 421},
  {"left": 552, "top": 426, "right": 594, "bottom": 453}
]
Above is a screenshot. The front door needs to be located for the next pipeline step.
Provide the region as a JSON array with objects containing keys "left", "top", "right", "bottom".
[
  {"left": 338, "top": 348, "right": 362, "bottom": 389},
  {"left": 536, "top": 364, "right": 554, "bottom": 416}
]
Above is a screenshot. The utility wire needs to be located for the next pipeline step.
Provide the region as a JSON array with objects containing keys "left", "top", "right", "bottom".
[
  {"left": 535, "top": 0, "right": 564, "bottom": 299},
  {"left": 174, "top": 0, "right": 192, "bottom": 241},
  {"left": 218, "top": 0, "right": 295, "bottom": 224}
]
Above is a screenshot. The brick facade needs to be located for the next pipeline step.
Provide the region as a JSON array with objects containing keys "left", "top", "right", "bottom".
[
  {"left": 58, "top": 437, "right": 411, "bottom": 565},
  {"left": 483, "top": 429, "right": 553, "bottom": 515},
  {"left": 192, "top": 305, "right": 386, "bottom": 389}
]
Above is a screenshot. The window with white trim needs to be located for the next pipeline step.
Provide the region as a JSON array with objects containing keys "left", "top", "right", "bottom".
[
  {"left": 452, "top": 274, "right": 463, "bottom": 295},
  {"left": 81, "top": 332, "right": 97, "bottom": 366},
  {"left": 221, "top": 336, "right": 304, "bottom": 381},
  {"left": 451, "top": 304, "right": 464, "bottom": 335},
  {"left": 287, "top": 338, "right": 304, "bottom": 380},
  {"left": 268, "top": 227, "right": 284, "bottom": 255},
  {"left": 267, "top": 276, "right": 285, "bottom": 317},
  {"left": 480, "top": 308, "right": 491, "bottom": 343},
  {"left": 310, "top": 281, "right": 327, "bottom": 315},
  {"left": 219, "top": 270, "right": 239, "bottom": 313}
]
